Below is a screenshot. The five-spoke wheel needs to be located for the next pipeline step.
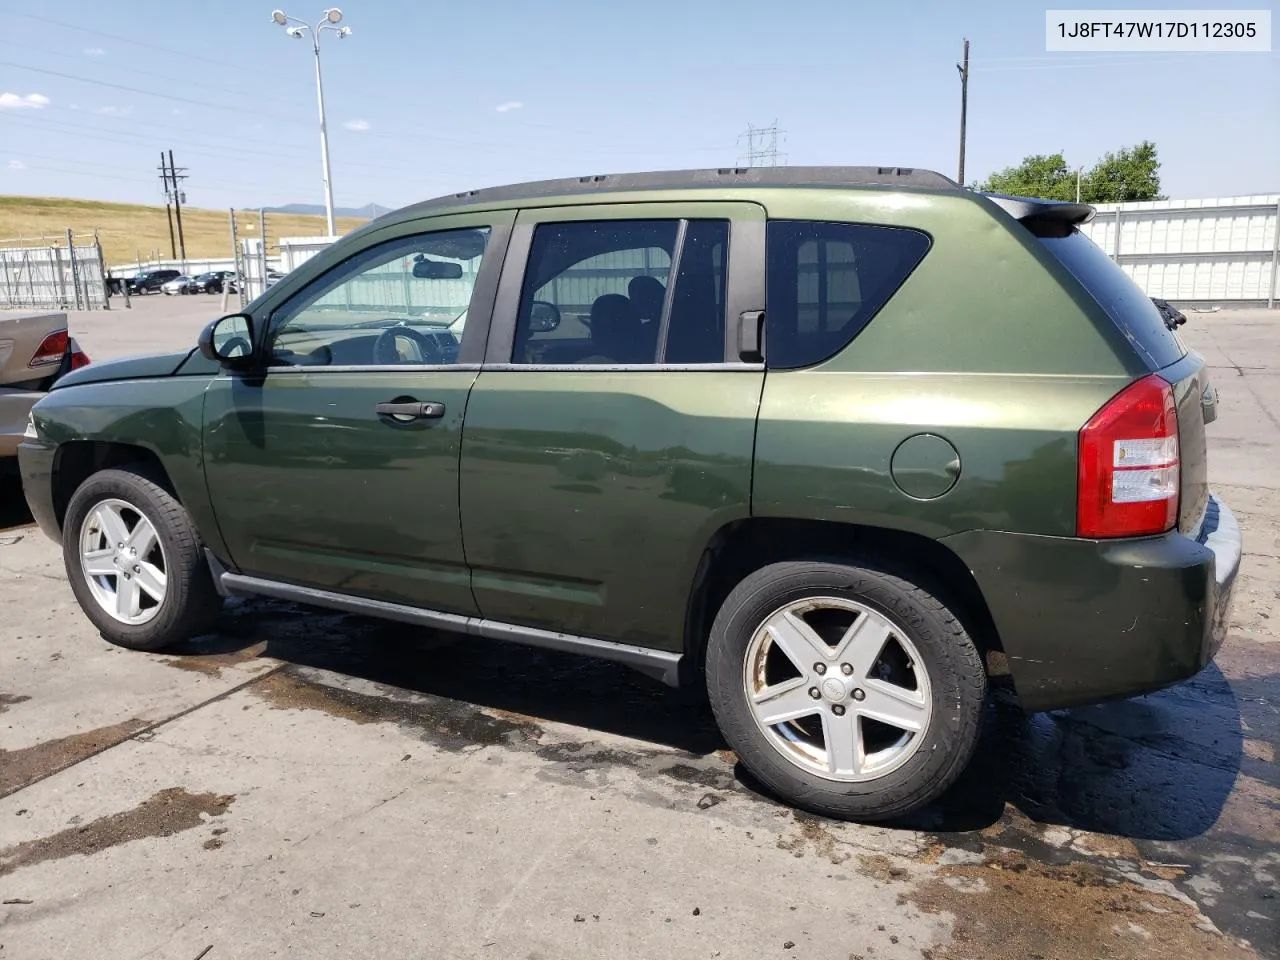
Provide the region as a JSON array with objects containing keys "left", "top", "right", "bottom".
[{"left": 707, "top": 560, "right": 986, "bottom": 822}]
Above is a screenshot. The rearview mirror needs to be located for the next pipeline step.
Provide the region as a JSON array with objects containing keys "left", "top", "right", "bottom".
[
  {"left": 412, "top": 257, "right": 464, "bottom": 280},
  {"left": 198, "top": 313, "right": 256, "bottom": 367},
  {"left": 529, "top": 300, "right": 560, "bottom": 333}
]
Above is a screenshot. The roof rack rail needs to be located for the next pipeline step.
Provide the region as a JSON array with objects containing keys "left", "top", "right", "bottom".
[{"left": 391, "top": 166, "right": 959, "bottom": 218}]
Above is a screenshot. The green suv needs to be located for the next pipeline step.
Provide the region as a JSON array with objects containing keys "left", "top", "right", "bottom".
[{"left": 18, "top": 167, "right": 1240, "bottom": 821}]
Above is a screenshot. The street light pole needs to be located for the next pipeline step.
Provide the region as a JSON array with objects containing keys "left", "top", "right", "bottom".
[
  {"left": 271, "top": 8, "right": 351, "bottom": 237},
  {"left": 310, "top": 30, "right": 336, "bottom": 237}
]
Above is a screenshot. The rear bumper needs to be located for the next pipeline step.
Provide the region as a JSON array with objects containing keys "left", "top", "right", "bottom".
[
  {"left": 16, "top": 437, "right": 60, "bottom": 541},
  {"left": 0, "top": 388, "right": 43, "bottom": 460},
  {"left": 942, "top": 493, "right": 1241, "bottom": 712}
]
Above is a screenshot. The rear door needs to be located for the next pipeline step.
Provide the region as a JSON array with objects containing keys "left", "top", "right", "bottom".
[{"left": 459, "top": 202, "right": 766, "bottom": 651}]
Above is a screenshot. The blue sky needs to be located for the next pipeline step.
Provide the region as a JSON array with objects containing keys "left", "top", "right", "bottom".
[{"left": 0, "top": 0, "right": 1276, "bottom": 211}]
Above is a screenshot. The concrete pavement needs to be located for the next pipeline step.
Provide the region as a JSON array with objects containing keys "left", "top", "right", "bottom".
[{"left": 0, "top": 304, "right": 1276, "bottom": 960}]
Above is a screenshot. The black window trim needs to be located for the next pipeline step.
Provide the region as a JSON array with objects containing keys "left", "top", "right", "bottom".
[
  {"left": 764, "top": 218, "right": 933, "bottom": 371},
  {"left": 486, "top": 211, "right": 765, "bottom": 371},
  {"left": 251, "top": 217, "right": 513, "bottom": 373}
]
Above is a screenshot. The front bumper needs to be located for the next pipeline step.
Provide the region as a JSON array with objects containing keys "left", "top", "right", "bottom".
[
  {"left": 16, "top": 437, "right": 60, "bottom": 541},
  {"left": 942, "top": 494, "right": 1241, "bottom": 712}
]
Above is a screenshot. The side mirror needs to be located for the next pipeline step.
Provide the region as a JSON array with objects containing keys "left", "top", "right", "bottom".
[
  {"left": 198, "top": 313, "right": 256, "bottom": 367},
  {"left": 528, "top": 300, "right": 561, "bottom": 333},
  {"left": 412, "top": 257, "right": 464, "bottom": 280}
]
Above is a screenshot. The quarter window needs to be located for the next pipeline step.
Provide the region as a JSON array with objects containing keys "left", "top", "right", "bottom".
[
  {"left": 268, "top": 227, "right": 491, "bottom": 367},
  {"left": 513, "top": 219, "right": 729, "bottom": 365},
  {"left": 766, "top": 221, "right": 930, "bottom": 369}
]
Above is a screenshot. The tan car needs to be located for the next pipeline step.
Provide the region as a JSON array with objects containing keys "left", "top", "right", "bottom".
[{"left": 0, "top": 311, "right": 89, "bottom": 467}]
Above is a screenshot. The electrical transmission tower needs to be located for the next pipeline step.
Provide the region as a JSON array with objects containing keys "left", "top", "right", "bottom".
[{"left": 738, "top": 121, "right": 786, "bottom": 167}]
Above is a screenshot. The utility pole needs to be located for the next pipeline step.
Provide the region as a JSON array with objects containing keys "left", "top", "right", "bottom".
[
  {"left": 158, "top": 151, "right": 189, "bottom": 262},
  {"left": 956, "top": 38, "right": 969, "bottom": 185},
  {"left": 159, "top": 151, "right": 176, "bottom": 260},
  {"left": 169, "top": 149, "right": 187, "bottom": 262},
  {"left": 738, "top": 121, "right": 786, "bottom": 167}
]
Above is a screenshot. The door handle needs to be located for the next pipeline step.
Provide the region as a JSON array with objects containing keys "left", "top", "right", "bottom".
[{"left": 375, "top": 400, "right": 446, "bottom": 420}]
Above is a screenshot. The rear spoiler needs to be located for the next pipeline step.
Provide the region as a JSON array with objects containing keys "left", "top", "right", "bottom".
[{"left": 983, "top": 193, "right": 1096, "bottom": 237}]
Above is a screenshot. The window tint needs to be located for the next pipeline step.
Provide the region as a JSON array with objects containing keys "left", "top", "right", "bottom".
[
  {"left": 766, "top": 221, "right": 931, "bottom": 369},
  {"left": 513, "top": 219, "right": 728, "bottom": 365},
  {"left": 268, "top": 227, "right": 490, "bottom": 367},
  {"left": 1038, "top": 231, "right": 1186, "bottom": 369}
]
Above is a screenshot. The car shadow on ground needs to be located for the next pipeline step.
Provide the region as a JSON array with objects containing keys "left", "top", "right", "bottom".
[
  {"left": 174, "top": 602, "right": 1256, "bottom": 844},
  {"left": 900, "top": 662, "right": 1249, "bottom": 841},
  {"left": 0, "top": 474, "right": 35, "bottom": 531}
]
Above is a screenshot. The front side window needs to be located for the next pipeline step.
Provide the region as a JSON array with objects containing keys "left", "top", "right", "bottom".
[
  {"left": 268, "top": 227, "right": 490, "bottom": 367},
  {"left": 513, "top": 219, "right": 729, "bottom": 365},
  {"left": 766, "top": 221, "right": 931, "bottom": 369}
]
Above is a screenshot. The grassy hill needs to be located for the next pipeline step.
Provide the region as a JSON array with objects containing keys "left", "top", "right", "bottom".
[{"left": 0, "top": 195, "right": 369, "bottom": 267}]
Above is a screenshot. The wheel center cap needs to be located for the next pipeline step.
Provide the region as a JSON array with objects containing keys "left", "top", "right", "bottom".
[{"left": 820, "top": 677, "right": 847, "bottom": 702}]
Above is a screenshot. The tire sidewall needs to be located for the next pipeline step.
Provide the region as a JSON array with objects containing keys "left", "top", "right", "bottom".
[
  {"left": 706, "top": 561, "right": 984, "bottom": 820},
  {"left": 62, "top": 470, "right": 201, "bottom": 650}
]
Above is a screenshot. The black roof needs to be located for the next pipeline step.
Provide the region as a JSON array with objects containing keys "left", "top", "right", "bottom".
[{"left": 387, "top": 166, "right": 960, "bottom": 220}]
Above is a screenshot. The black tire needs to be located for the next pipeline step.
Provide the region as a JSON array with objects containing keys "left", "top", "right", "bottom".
[
  {"left": 706, "top": 560, "right": 986, "bottom": 822},
  {"left": 62, "top": 467, "right": 222, "bottom": 651}
]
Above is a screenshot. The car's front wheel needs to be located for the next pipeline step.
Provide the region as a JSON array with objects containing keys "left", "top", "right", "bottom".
[
  {"left": 62, "top": 467, "right": 222, "bottom": 651},
  {"left": 706, "top": 560, "right": 986, "bottom": 822}
]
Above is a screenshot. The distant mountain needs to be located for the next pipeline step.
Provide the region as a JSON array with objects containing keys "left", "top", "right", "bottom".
[{"left": 263, "top": 202, "right": 390, "bottom": 218}]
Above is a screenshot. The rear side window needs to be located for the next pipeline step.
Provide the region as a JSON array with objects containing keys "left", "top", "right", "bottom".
[
  {"left": 766, "top": 221, "right": 930, "bottom": 369},
  {"left": 1039, "top": 231, "right": 1186, "bottom": 369}
]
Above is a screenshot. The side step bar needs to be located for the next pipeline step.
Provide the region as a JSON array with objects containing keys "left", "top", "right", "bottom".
[{"left": 205, "top": 551, "right": 682, "bottom": 686}]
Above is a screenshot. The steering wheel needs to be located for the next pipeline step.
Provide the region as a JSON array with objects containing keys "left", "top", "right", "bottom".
[{"left": 371, "top": 324, "right": 443, "bottom": 365}]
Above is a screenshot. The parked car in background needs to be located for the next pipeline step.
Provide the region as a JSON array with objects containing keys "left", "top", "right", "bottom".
[
  {"left": 126, "top": 270, "right": 181, "bottom": 295},
  {"left": 190, "top": 271, "right": 238, "bottom": 294},
  {"left": 17, "top": 167, "right": 1238, "bottom": 822},
  {"left": 0, "top": 311, "right": 89, "bottom": 472},
  {"left": 264, "top": 270, "right": 286, "bottom": 288},
  {"left": 161, "top": 275, "right": 194, "bottom": 296}
]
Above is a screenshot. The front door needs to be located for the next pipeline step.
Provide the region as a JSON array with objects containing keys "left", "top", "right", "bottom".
[
  {"left": 202, "top": 212, "right": 512, "bottom": 614},
  {"left": 459, "top": 202, "right": 766, "bottom": 651}
]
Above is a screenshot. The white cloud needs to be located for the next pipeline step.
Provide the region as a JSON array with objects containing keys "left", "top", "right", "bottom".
[
  {"left": 495, "top": 101, "right": 524, "bottom": 113},
  {"left": 8, "top": 159, "right": 26, "bottom": 170},
  {"left": 0, "top": 92, "right": 50, "bottom": 111},
  {"left": 171, "top": 108, "right": 185, "bottom": 115},
  {"left": 343, "top": 118, "right": 371, "bottom": 131},
  {"left": 94, "top": 105, "right": 132, "bottom": 117},
  {"left": 84, "top": 47, "right": 106, "bottom": 56}
]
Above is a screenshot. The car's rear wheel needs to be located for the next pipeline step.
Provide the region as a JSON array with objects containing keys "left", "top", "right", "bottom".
[
  {"left": 706, "top": 560, "right": 986, "bottom": 821},
  {"left": 62, "top": 467, "right": 221, "bottom": 651}
]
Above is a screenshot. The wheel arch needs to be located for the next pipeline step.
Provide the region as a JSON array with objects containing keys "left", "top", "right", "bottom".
[
  {"left": 52, "top": 441, "right": 179, "bottom": 530},
  {"left": 681, "top": 517, "right": 1005, "bottom": 690}
]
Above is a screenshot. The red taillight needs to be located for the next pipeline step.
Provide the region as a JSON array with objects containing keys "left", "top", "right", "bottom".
[
  {"left": 70, "top": 348, "right": 91, "bottom": 370},
  {"left": 28, "top": 329, "right": 69, "bottom": 367},
  {"left": 1078, "top": 374, "right": 1180, "bottom": 538}
]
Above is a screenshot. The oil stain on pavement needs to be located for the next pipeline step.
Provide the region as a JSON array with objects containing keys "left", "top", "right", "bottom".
[
  {"left": 0, "top": 718, "right": 148, "bottom": 798},
  {"left": 0, "top": 787, "right": 234, "bottom": 877}
]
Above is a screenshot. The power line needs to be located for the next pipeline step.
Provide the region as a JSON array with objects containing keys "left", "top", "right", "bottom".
[
  {"left": 0, "top": 38, "right": 305, "bottom": 101},
  {"left": 4, "top": 9, "right": 301, "bottom": 82},
  {"left": 0, "top": 59, "right": 306, "bottom": 122}
]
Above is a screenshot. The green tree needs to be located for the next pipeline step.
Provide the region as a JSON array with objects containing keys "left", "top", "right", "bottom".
[
  {"left": 977, "top": 141, "right": 1164, "bottom": 203},
  {"left": 1082, "top": 141, "right": 1164, "bottom": 202},
  {"left": 978, "top": 152, "right": 1076, "bottom": 201}
]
